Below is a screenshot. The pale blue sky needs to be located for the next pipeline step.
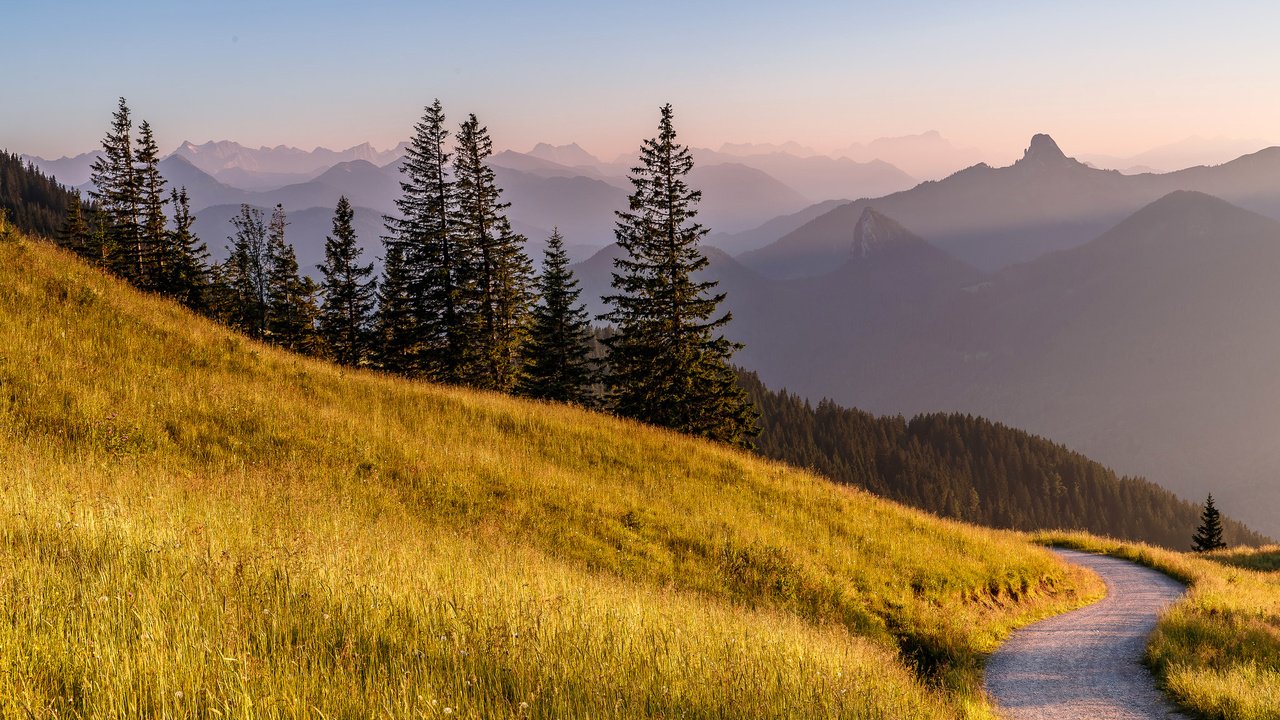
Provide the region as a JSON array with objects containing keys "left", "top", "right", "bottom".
[{"left": 4, "top": 0, "right": 1279, "bottom": 161}]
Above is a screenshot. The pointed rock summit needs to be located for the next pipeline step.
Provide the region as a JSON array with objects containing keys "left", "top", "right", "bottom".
[
  {"left": 851, "top": 207, "right": 923, "bottom": 259},
  {"left": 1019, "top": 133, "right": 1072, "bottom": 167}
]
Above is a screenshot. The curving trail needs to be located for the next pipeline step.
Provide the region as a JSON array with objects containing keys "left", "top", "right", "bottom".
[{"left": 985, "top": 549, "right": 1188, "bottom": 719}]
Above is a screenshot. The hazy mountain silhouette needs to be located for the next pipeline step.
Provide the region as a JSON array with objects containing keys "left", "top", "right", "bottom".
[
  {"left": 689, "top": 163, "right": 810, "bottom": 233},
  {"left": 491, "top": 156, "right": 810, "bottom": 241},
  {"left": 19, "top": 150, "right": 104, "bottom": 186},
  {"left": 725, "top": 193, "right": 1280, "bottom": 535},
  {"left": 158, "top": 155, "right": 249, "bottom": 210},
  {"left": 706, "top": 199, "right": 849, "bottom": 255},
  {"left": 253, "top": 160, "right": 401, "bottom": 215},
  {"left": 693, "top": 147, "right": 916, "bottom": 204},
  {"left": 1079, "top": 135, "right": 1271, "bottom": 174},
  {"left": 490, "top": 149, "right": 623, "bottom": 186},
  {"left": 526, "top": 142, "right": 601, "bottom": 168},
  {"left": 743, "top": 134, "right": 1280, "bottom": 277},
  {"left": 838, "top": 130, "right": 986, "bottom": 181},
  {"left": 171, "top": 140, "right": 406, "bottom": 178},
  {"left": 718, "top": 141, "right": 819, "bottom": 157},
  {"left": 490, "top": 165, "right": 626, "bottom": 248}
]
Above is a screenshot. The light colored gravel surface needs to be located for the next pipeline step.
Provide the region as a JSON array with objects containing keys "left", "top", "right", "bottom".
[{"left": 985, "top": 548, "right": 1189, "bottom": 719}]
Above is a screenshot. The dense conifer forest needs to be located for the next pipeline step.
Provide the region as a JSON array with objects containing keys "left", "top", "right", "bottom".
[
  {"left": 739, "top": 370, "right": 1268, "bottom": 548},
  {"left": 0, "top": 151, "right": 79, "bottom": 238}
]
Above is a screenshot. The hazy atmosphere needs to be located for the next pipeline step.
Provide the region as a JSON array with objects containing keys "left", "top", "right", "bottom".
[
  {"left": 8, "top": 0, "right": 1280, "bottom": 164},
  {"left": 4, "top": 2, "right": 1280, "bottom": 718}
]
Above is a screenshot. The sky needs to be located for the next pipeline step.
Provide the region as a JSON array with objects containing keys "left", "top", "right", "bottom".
[{"left": 4, "top": 0, "right": 1280, "bottom": 163}]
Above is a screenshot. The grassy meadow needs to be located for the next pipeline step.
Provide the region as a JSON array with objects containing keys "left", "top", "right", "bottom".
[
  {"left": 1038, "top": 532, "right": 1280, "bottom": 719},
  {"left": 0, "top": 231, "right": 1113, "bottom": 718}
]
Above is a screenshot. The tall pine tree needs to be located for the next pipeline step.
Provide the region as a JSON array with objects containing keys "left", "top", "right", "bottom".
[
  {"left": 602, "top": 104, "right": 757, "bottom": 446},
  {"left": 381, "top": 99, "right": 468, "bottom": 379},
  {"left": 89, "top": 97, "right": 140, "bottom": 279},
  {"left": 1192, "top": 494, "right": 1227, "bottom": 551},
  {"left": 452, "top": 113, "right": 533, "bottom": 392},
  {"left": 134, "top": 120, "right": 167, "bottom": 289},
  {"left": 520, "top": 229, "right": 595, "bottom": 404},
  {"left": 318, "top": 196, "right": 376, "bottom": 366}
]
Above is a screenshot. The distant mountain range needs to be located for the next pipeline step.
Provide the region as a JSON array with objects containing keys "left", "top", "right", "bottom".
[
  {"left": 171, "top": 140, "right": 407, "bottom": 179},
  {"left": 19, "top": 150, "right": 104, "bottom": 186},
  {"left": 742, "top": 133, "right": 1280, "bottom": 276},
  {"left": 1078, "top": 135, "right": 1271, "bottom": 174},
  {"left": 836, "top": 130, "right": 987, "bottom": 182}
]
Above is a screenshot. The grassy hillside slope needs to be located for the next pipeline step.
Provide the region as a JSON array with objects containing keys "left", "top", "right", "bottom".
[{"left": 0, "top": 233, "right": 1102, "bottom": 718}]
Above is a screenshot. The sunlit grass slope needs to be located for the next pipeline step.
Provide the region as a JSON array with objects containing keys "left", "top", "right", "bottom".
[
  {"left": 0, "top": 234, "right": 1099, "bottom": 719},
  {"left": 1038, "top": 532, "right": 1280, "bottom": 719}
]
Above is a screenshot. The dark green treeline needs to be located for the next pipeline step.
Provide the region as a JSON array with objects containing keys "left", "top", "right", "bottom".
[{"left": 740, "top": 370, "right": 1268, "bottom": 549}]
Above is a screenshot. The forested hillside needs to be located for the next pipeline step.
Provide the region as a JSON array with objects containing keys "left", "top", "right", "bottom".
[
  {"left": 0, "top": 151, "right": 78, "bottom": 238},
  {"left": 740, "top": 371, "right": 1267, "bottom": 549}
]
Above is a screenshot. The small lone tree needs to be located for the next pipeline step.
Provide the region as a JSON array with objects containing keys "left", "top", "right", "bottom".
[{"left": 1192, "top": 494, "right": 1227, "bottom": 552}]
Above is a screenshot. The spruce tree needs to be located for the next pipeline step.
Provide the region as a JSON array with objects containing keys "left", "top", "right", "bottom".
[
  {"left": 602, "top": 104, "right": 758, "bottom": 446},
  {"left": 225, "top": 204, "right": 271, "bottom": 338},
  {"left": 1192, "top": 494, "right": 1227, "bottom": 552},
  {"left": 161, "top": 187, "right": 210, "bottom": 310},
  {"left": 375, "top": 243, "right": 418, "bottom": 372},
  {"left": 318, "top": 196, "right": 376, "bottom": 366},
  {"left": 265, "top": 204, "right": 319, "bottom": 353},
  {"left": 134, "top": 120, "right": 167, "bottom": 289},
  {"left": 59, "top": 192, "right": 92, "bottom": 257},
  {"left": 89, "top": 97, "right": 140, "bottom": 279},
  {"left": 520, "top": 229, "right": 595, "bottom": 404},
  {"left": 382, "top": 99, "right": 467, "bottom": 379},
  {"left": 452, "top": 113, "right": 533, "bottom": 392}
]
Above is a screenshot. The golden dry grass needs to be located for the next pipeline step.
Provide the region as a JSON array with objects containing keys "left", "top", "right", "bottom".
[{"left": 0, "top": 234, "right": 1102, "bottom": 718}]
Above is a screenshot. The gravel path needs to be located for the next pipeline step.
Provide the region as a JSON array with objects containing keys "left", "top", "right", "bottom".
[{"left": 985, "top": 549, "right": 1188, "bottom": 719}]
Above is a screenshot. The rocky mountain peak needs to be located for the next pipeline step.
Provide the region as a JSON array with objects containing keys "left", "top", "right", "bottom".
[{"left": 852, "top": 207, "right": 922, "bottom": 259}]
